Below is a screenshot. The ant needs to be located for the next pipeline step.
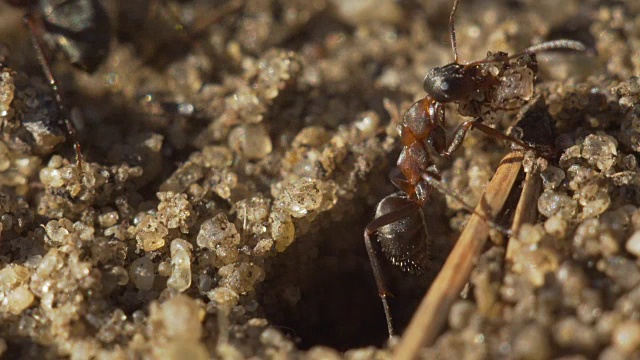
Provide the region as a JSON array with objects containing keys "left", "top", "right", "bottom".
[
  {"left": 3, "top": 0, "right": 235, "bottom": 177},
  {"left": 364, "top": 0, "right": 586, "bottom": 338},
  {"left": 4, "top": 0, "right": 112, "bottom": 175}
]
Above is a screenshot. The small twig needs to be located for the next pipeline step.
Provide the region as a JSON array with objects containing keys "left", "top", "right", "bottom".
[
  {"left": 506, "top": 169, "right": 542, "bottom": 260},
  {"left": 393, "top": 151, "right": 524, "bottom": 360}
]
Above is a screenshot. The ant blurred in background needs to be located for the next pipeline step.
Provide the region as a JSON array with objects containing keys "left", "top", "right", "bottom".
[
  {"left": 4, "top": 0, "right": 111, "bottom": 173},
  {"left": 2, "top": 0, "right": 240, "bottom": 174}
]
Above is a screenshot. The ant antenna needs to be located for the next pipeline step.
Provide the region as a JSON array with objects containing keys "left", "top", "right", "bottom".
[
  {"left": 24, "top": 15, "right": 84, "bottom": 177},
  {"left": 508, "top": 39, "right": 587, "bottom": 59},
  {"left": 153, "top": 0, "right": 202, "bottom": 51},
  {"left": 450, "top": 0, "right": 460, "bottom": 63},
  {"left": 156, "top": 0, "right": 243, "bottom": 50},
  {"left": 463, "top": 39, "right": 587, "bottom": 69}
]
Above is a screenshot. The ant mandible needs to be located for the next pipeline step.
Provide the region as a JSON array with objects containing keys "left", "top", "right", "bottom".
[{"left": 364, "top": 0, "right": 586, "bottom": 338}]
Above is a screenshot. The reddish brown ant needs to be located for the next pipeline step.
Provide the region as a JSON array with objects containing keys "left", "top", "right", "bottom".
[{"left": 364, "top": 0, "right": 586, "bottom": 338}]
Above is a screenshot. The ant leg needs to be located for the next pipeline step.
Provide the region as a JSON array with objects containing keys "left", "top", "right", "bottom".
[
  {"left": 493, "top": 103, "right": 524, "bottom": 112},
  {"left": 364, "top": 201, "right": 421, "bottom": 338},
  {"left": 441, "top": 120, "right": 474, "bottom": 158},
  {"left": 449, "top": 0, "right": 460, "bottom": 63},
  {"left": 442, "top": 119, "right": 533, "bottom": 157},
  {"left": 155, "top": 0, "right": 198, "bottom": 45},
  {"left": 419, "top": 171, "right": 514, "bottom": 238},
  {"left": 189, "top": 0, "right": 244, "bottom": 35},
  {"left": 23, "top": 14, "right": 84, "bottom": 177},
  {"left": 157, "top": 0, "right": 243, "bottom": 43},
  {"left": 469, "top": 122, "right": 534, "bottom": 150}
]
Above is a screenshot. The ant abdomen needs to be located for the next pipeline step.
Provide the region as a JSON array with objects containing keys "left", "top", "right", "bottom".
[{"left": 375, "top": 193, "right": 431, "bottom": 276}]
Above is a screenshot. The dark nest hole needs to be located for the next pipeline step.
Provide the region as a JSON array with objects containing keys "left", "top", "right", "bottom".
[{"left": 259, "top": 193, "right": 453, "bottom": 350}]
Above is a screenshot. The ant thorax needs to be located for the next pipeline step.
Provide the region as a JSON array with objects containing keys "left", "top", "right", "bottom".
[{"left": 456, "top": 52, "right": 538, "bottom": 125}]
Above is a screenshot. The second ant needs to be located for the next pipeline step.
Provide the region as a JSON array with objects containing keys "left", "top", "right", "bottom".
[{"left": 1, "top": 0, "right": 239, "bottom": 179}]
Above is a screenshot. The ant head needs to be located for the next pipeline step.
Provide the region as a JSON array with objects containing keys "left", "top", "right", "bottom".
[{"left": 423, "top": 63, "right": 473, "bottom": 103}]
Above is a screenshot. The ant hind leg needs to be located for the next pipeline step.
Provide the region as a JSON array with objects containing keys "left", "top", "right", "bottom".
[
  {"left": 364, "top": 200, "right": 421, "bottom": 338},
  {"left": 419, "top": 171, "right": 513, "bottom": 238}
]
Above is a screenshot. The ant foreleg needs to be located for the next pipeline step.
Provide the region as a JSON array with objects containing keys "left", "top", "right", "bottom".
[
  {"left": 442, "top": 118, "right": 533, "bottom": 158},
  {"left": 23, "top": 14, "right": 84, "bottom": 177},
  {"left": 364, "top": 200, "right": 421, "bottom": 338}
]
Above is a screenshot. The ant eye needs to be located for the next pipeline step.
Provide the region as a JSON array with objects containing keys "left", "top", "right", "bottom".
[{"left": 440, "top": 81, "right": 450, "bottom": 91}]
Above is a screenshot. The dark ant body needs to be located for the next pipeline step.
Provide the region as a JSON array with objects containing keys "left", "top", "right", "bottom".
[
  {"left": 8, "top": 0, "right": 112, "bottom": 72},
  {"left": 364, "top": 0, "right": 586, "bottom": 338},
  {"left": 3, "top": 0, "right": 239, "bottom": 175},
  {"left": 2, "top": 0, "right": 210, "bottom": 174},
  {"left": 4, "top": 0, "right": 112, "bottom": 172}
]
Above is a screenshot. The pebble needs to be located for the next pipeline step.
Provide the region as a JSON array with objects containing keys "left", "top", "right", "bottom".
[
  {"left": 513, "top": 324, "right": 551, "bottom": 360},
  {"left": 129, "top": 257, "right": 155, "bottom": 291},
  {"left": 167, "top": 239, "right": 193, "bottom": 292},
  {"left": 625, "top": 230, "right": 640, "bottom": 257},
  {"left": 612, "top": 321, "right": 640, "bottom": 353}
]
